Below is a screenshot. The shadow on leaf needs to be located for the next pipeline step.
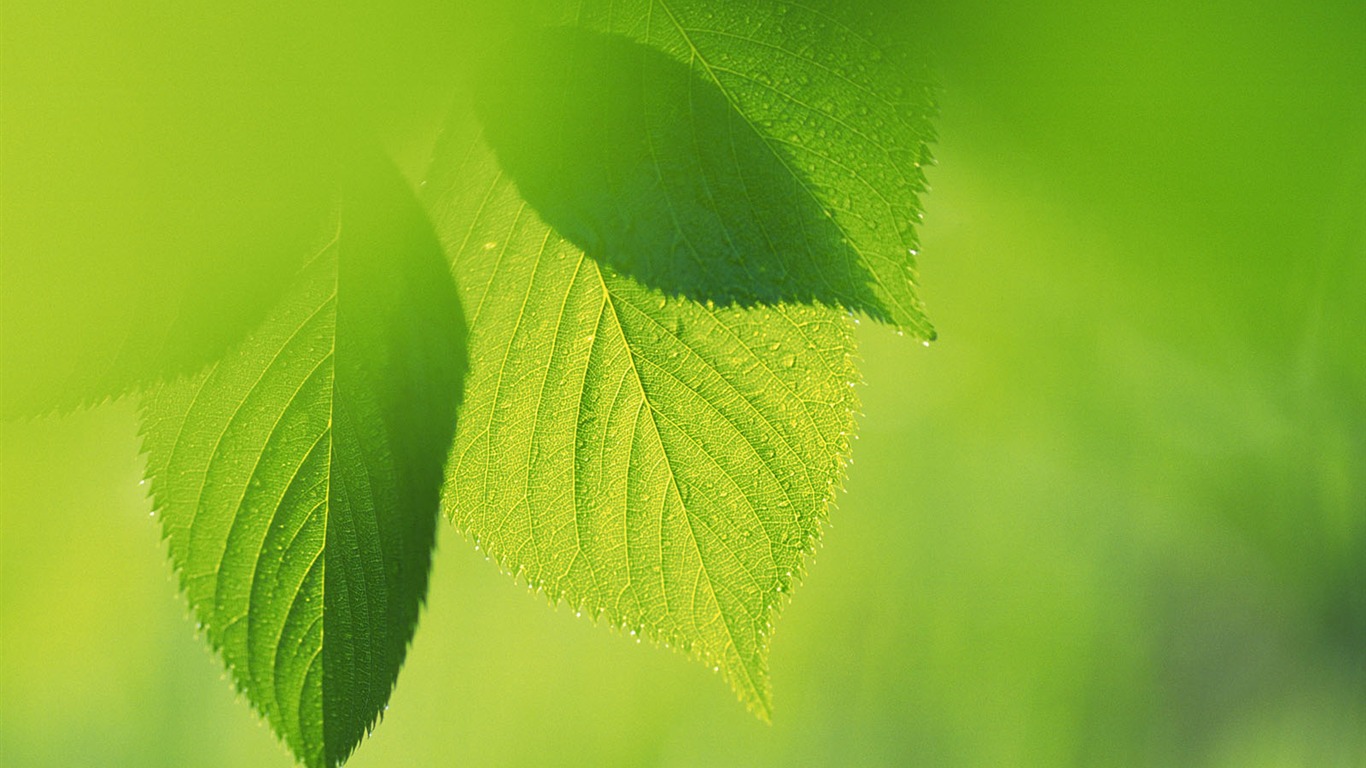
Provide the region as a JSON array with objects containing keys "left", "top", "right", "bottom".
[{"left": 472, "top": 26, "right": 891, "bottom": 320}]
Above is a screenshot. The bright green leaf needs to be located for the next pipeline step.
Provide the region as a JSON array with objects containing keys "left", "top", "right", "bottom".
[
  {"left": 423, "top": 111, "right": 858, "bottom": 717},
  {"left": 138, "top": 160, "right": 465, "bottom": 768},
  {"left": 473, "top": 0, "right": 937, "bottom": 335}
]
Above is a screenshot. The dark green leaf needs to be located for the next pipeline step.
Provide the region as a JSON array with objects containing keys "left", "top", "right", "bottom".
[
  {"left": 138, "top": 159, "right": 465, "bottom": 767},
  {"left": 472, "top": 0, "right": 937, "bottom": 334}
]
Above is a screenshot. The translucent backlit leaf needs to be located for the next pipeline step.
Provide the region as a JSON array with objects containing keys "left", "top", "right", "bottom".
[{"left": 424, "top": 111, "right": 858, "bottom": 716}]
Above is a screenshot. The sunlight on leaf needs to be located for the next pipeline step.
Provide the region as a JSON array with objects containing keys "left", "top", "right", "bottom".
[{"left": 423, "top": 111, "right": 858, "bottom": 717}]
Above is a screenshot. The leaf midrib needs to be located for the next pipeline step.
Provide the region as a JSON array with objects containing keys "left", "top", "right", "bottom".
[
  {"left": 160, "top": 224, "right": 343, "bottom": 761},
  {"left": 594, "top": 267, "right": 767, "bottom": 712}
]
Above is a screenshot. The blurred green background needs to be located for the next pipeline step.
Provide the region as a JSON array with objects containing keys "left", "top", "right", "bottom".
[{"left": 2, "top": 1, "right": 1363, "bottom": 766}]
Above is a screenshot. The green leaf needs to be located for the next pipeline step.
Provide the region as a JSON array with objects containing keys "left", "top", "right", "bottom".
[
  {"left": 138, "top": 159, "right": 465, "bottom": 768},
  {"left": 423, "top": 111, "right": 858, "bottom": 717},
  {"left": 472, "top": 0, "right": 937, "bottom": 335}
]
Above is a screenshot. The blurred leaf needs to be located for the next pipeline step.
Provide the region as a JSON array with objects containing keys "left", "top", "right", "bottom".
[
  {"left": 423, "top": 109, "right": 857, "bottom": 717},
  {"left": 0, "top": 0, "right": 342, "bottom": 419},
  {"left": 138, "top": 159, "right": 465, "bottom": 768},
  {"left": 0, "top": 0, "right": 487, "bottom": 419},
  {"left": 473, "top": 0, "right": 937, "bottom": 334}
]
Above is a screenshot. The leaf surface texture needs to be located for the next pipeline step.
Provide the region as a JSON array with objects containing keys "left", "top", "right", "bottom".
[
  {"left": 139, "top": 163, "right": 465, "bottom": 767},
  {"left": 424, "top": 112, "right": 858, "bottom": 715}
]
